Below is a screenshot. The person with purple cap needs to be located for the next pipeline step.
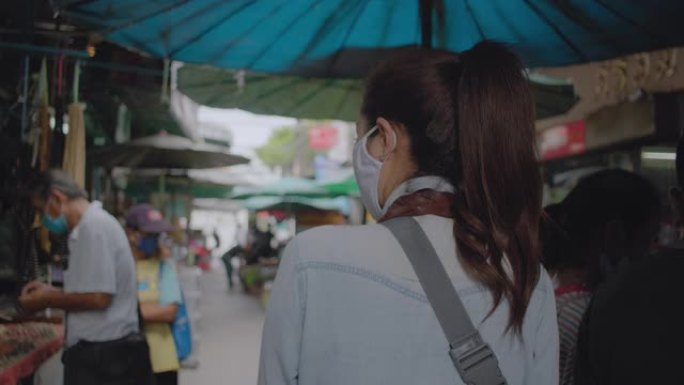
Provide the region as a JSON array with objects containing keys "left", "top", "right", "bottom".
[{"left": 125, "top": 204, "right": 183, "bottom": 385}]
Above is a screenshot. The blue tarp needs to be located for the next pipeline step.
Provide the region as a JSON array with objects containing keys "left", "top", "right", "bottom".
[{"left": 58, "top": 0, "right": 684, "bottom": 76}]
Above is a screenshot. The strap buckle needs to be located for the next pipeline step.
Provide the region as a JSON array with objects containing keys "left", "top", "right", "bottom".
[{"left": 449, "top": 333, "right": 507, "bottom": 385}]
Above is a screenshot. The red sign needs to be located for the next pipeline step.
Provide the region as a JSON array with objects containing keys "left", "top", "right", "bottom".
[
  {"left": 309, "top": 126, "right": 338, "bottom": 150},
  {"left": 539, "top": 121, "right": 587, "bottom": 161}
]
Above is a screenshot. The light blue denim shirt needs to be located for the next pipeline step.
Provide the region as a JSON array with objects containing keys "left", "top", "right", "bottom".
[{"left": 259, "top": 179, "right": 559, "bottom": 385}]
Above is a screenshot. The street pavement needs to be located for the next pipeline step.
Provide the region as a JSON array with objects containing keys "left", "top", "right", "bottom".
[{"left": 180, "top": 269, "right": 265, "bottom": 384}]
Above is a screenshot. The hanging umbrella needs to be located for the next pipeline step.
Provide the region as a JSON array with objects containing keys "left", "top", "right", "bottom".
[
  {"left": 90, "top": 132, "right": 249, "bottom": 169},
  {"left": 58, "top": 0, "right": 684, "bottom": 73},
  {"left": 177, "top": 64, "right": 577, "bottom": 121},
  {"left": 231, "top": 177, "right": 328, "bottom": 199}
]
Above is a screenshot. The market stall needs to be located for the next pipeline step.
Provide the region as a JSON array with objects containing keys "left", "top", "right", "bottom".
[
  {"left": 0, "top": 322, "right": 64, "bottom": 385},
  {"left": 233, "top": 194, "right": 350, "bottom": 306}
]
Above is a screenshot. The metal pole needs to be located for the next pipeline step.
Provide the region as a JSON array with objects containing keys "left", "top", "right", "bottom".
[
  {"left": 0, "top": 42, "right": 90, "bottom": 58},
  {"left": 72, "top": 59, "right": 81, "bottom": 103},
  {"left": 161, "top": 58, "right": 170, "bottom": 103},
  {"left": 159, "top": 173, "right": 167, "bottom": 196},
  {"left": 419, "top": 0, "right": 434, "bottom": 49},
  {"left": 20, "top": 55, "right": 30, "bottom": 142},
  {"left": 186, "top": 176, "right": 193, "bottom": 251}
]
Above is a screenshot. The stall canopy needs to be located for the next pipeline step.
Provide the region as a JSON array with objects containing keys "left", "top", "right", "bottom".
[
  {"left": 241, "top": 196, "right": 350, "bottom": 214},
  {"left": 57, "top": 0, "right": 684, "bottom": 74},
  {"left": 125, "top": 175, "right": 235, "bottom": 200},
  {"left": 319, "top": 174, "right": 360, "bottom": 197},
  {"left": 231, "top": 177, "right": 329, "bottom": 200}
]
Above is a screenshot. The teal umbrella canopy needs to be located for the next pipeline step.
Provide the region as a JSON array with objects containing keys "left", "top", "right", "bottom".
[{"left": 57, "top": 0, "right": 684, "bottom": 75}]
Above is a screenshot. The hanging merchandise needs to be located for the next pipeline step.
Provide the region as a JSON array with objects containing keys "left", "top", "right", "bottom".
[
  {"left": 20, "top": 56, "right": 30, "bottom": 143},
  {"left": 62, "top": 59, "right": 86, "bottom": 186},
  {"left": 32, "top": 59, "right": 52, "bottom": 171},
  {"left": 62, "top": 103, "right": 86, "bottom": 187},
  {"left": 50, "top": 55, "right": 66, "bottom": 168}
]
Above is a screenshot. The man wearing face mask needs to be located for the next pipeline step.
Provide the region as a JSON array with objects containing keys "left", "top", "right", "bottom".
[
  {"left": 19, "top": 170, "right": 154, "bottom": 385},
  {"left": 125, "top": 204, "right": 183, "bottom": 385}
]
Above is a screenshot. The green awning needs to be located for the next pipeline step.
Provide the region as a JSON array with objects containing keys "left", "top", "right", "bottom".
[
  {"left": 231, "top": 177, "right": 329, "bottom": 199},
  {"left": 178, "top": 66, "right": 361, "bottom": 121},
  {"left": 241, "top": 196, "right": 349, "bottom": 213},
  {"left": 318, "top": 175, "right": 359, "bottom": 197},
  {"left": 177, "top": 65, "right": 577, "bottom": 121},
  {"left": 125, "top": 176, "right": 234, "bottom": 200}
]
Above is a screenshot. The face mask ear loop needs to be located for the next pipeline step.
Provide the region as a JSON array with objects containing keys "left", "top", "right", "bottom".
[{"left": 380, "top": 129, "right": 398, "bottom": 162}]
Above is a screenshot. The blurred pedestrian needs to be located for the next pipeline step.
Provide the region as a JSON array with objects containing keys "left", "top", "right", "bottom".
[
  {"left": 125, "top": 204, "right": 183, "bottom": 385},
  {"left": 259, "top": 42, "right": 558, "bottom": 385},
  {"left": 541, "top": 169, "right": 661, "bottom": 385},
  {"left": 249, "top": 224, "right": 274, "bottom": 264},
  {"left": 574, "top": 148, "right": 684, "bottom": 385},
  {"left": 221, "top": 242, "right": 250, "bottom": 290},
  {"left": 20, "top": 170, "right": 153, "bottom": 385}
]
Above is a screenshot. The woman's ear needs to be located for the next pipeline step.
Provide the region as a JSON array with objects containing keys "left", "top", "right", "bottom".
[{"left": 375, "top": 117, "right": 399, "bottom": 160}]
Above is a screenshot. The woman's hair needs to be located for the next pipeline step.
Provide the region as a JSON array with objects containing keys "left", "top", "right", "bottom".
[{"left": 363, "top": 42, "right": 541, "bottom": 333}]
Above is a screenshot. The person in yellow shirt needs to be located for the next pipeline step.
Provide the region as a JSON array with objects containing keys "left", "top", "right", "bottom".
[{"left": 125, "top": 204, "right": 182, "bottom": 385}]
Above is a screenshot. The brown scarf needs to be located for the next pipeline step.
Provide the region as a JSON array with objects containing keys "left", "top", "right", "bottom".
[{"left": 379, "top": 189, "right": 457, "bottom": 222}]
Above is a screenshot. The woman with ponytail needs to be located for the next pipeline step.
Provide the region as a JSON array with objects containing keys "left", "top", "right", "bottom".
[{"left": 258, "top": 42, "right": 559, "bottom": 385}]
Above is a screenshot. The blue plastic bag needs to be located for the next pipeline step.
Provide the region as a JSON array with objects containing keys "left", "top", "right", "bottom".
[{"left": 172, "top": 291, "right": 193, "bottom": 361}]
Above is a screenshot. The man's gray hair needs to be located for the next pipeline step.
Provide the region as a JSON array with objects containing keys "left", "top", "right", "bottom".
[
  {"left": 29, "top": 169, "right": 88, "bottom": 201},
  {"left": 50, "top": 170, "right": 88, "bottom": 199}
]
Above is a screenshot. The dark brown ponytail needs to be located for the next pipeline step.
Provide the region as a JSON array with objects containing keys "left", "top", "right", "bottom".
[
  {"left": 362, "top": 41, "right": 542, "bottom": 333},
  {"left": 454, "top": 42, "right": 541, "bottom": 333}
]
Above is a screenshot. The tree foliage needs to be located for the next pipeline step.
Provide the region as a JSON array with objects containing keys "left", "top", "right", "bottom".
[{"left": 256, "top": 127, "right": 298, "bottom": 168}]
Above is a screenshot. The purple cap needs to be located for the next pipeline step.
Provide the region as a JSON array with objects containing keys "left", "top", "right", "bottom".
[{"left": 125, "top": 204, "right": 175, "bottom": 233}]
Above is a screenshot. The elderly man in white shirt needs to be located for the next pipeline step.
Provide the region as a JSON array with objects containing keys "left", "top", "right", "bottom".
[{"left": 19, "top": 170, "right": 154, "bottom": 385}]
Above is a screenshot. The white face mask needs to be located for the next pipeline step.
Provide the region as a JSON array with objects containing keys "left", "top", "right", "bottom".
[{"left": 353, "top": 126, "right": 395, "bottom": 220}]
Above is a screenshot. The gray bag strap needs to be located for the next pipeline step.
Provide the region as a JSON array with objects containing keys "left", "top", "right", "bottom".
[{"left": 382, "top": 217, "right": 507, "bottom": 385}]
